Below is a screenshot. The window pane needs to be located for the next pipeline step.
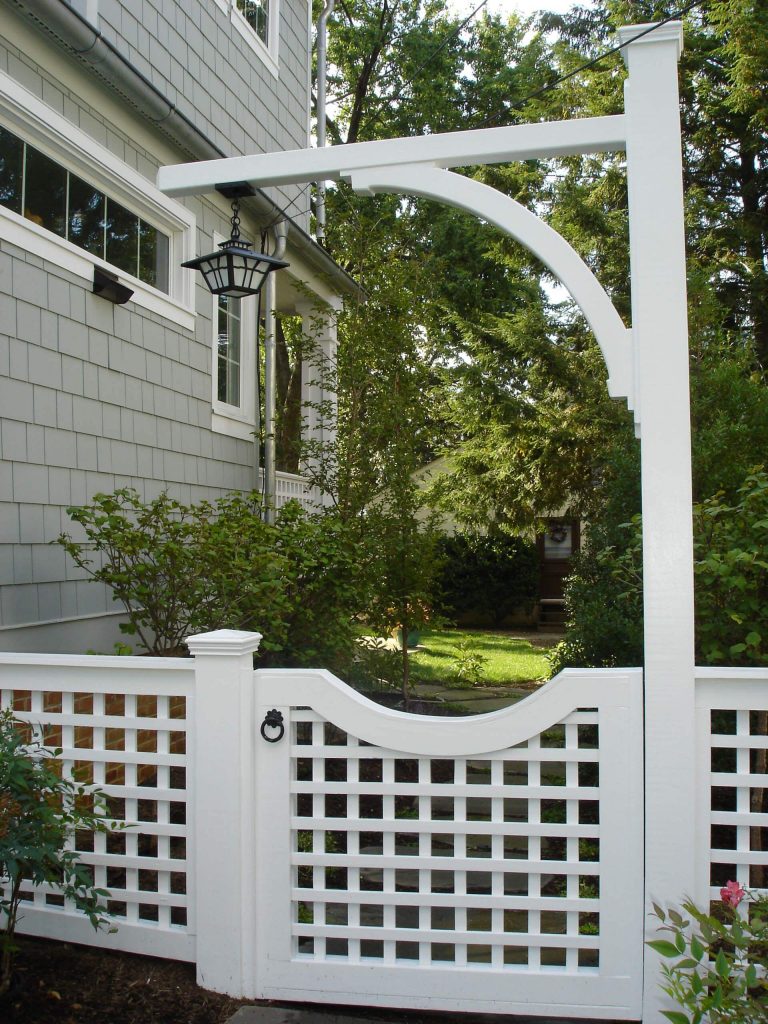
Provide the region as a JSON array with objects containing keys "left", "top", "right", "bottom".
[
  {"left": 217, "top": 295, "right": 242, "bottom": 408},
  {"left": 138, "top": 220, "right": 169, "bottom": 293},
  {"left": 105, "top": 198, "right": 139, "bottom": 277},
  {"left": 237, "top": 0, "right": 268, "bottom": 43},
  {"left": 217, "top": 354, "right": 228, "bottom": 403},
  {"left": 68, "top": 174, "right": 105, "bottom": 258},
  {"left": 0, "top": 127, "right": 23, "bottom": 214},
  {"left": 25, "top": 145, "right": 67, "bottom": 236}
]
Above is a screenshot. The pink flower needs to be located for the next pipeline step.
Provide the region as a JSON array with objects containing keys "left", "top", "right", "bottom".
[{"left": 720, "top": 880, "right": 745, "bottom": 908}]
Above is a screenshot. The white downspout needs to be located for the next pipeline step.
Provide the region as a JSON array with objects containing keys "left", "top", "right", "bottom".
[
  {"left": 315, "top": 0, "right": 335, "bottom": 246},
  {"left": 263, "top": 220, "right": 289, "bottom": 523}
]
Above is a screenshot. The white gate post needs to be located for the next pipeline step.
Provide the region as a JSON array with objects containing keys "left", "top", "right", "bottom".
[
  {"left": 620, "top": 23, "right": 697, "bottom": 1023},
  {"left": 187, "top": 629, "right": 263, "bottom": 996}
]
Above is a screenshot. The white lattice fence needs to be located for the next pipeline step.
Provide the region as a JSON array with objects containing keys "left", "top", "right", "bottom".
[
  {"left": 0, "top": 655, "right": 195, "bottom": 961},
  {"left": 254, "top": 667, "right": 644, "bottom": 1017},
  {"left": 696, "top": 670, "right": 768, "bottom": 914}
]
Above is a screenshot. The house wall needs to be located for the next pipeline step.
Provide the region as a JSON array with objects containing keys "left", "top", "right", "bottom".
[{"left": 0, "top": 0, "right": 332, "bottom": 652}]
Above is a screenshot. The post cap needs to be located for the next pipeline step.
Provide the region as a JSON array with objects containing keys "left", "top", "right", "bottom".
[
  {"left": 185, "top": 629, "right": 263, "bottom": 656},
  {"left": 617, "top": 21, "right": 684, "bottom": 67}
]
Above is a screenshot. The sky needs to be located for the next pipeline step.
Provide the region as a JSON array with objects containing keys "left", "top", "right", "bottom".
[{"left": 446, "top": 0, "right": 581, "bottom": 18}]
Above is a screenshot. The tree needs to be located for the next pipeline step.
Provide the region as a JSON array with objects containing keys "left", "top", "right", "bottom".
[{"left": 316, "top": 0, "right": 768, "bottom": 671}]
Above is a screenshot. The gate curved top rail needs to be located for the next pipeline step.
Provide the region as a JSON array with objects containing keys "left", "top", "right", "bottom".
[{"left": 255, "top": 666, "right": 641, "bottom": 757}]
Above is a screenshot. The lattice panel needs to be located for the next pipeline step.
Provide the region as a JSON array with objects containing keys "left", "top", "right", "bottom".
[
  {"left": 290, "top": 708, "right": 602, "bottom": 972},
  {"left": 1, "top": 680, "right": 192, "bottom": 951},
  {"left": 709, "top": 707, "right": 768, "bottom": 910}
]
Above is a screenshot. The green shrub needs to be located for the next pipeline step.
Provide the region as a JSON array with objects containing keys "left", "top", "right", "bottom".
[
  {"left": 650, "top": 884, "right": 768, "bottom": 1023},
  {"left": 550, "top": 468, "right": 768, "bottom": 673},
  {"left": 450, "top": 637, "right": 488, "bottom": 687},
  {"left": 59, "top": 489, "right": 366, "bottom": 670},
  {"left": 0, "top": 709, "right": 118, "bottom": 995},
  {"left": 433, "top": 533, "right": 538, "bottom": 627},
  {"left": 694, "top": 470, "right": 768, "bottom": 666}
]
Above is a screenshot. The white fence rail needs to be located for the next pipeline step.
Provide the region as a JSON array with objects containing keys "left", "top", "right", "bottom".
[
  {"left": 2, "top": 636, "right": 768, "bottom": 1021},
  {"left": 0, "top": 654, "right": 195, "bottom": 961}
]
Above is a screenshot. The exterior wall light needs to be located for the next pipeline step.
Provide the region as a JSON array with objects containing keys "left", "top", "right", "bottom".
[
  {"left": 93, "top": 266, "right": 134, "bottom": 305},
  {"left": 182, "top": 191, "right": 288, "bottom": 298}
]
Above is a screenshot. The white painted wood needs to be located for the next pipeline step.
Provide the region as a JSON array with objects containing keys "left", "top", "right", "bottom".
[
  {"left": 348, "top": 163, "right": 632, "bottom": 405},
  {"left": 617, "top": 22, "right": 696, "bottom": 1024},
  {"left": 253, "top": 666, "right": 644, "bottom": 1017},
  {"left": 694, "top": 671, "right": 768, "bottom": 940},
  {"left": 157, "top": 115, "right": 626, "bottom": 196},
  {"left": 1, "top": 656, "right": 195, "bottom": 962},
  {"left": 186, "top": 629, "right": 263, "bottom": 997}
]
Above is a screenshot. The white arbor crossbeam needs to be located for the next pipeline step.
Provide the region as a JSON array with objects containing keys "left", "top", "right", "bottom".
[{"left": 158, "top": 114, "right": 626, "bottom": 196}]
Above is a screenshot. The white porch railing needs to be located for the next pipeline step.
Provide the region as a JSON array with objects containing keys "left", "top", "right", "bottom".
[
  {"left": 258, "top": 469, "right": 321, "bottom": 511},
  {"left": 2, "top": 634, "right": 767, "bottom": 1021}
]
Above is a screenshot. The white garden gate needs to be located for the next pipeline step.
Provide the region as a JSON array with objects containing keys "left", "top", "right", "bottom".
[{"left": 250, "top": 667, "right": 644, "bottom": 1019}]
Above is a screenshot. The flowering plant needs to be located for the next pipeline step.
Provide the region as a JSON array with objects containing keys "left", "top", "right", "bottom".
[{"left": 649, "top": 882, "right": 768, "bottom": 1023}]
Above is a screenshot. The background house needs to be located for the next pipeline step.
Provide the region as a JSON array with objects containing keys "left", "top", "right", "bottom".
[{"left": 0, "top": 0, "right": 355, "bottom": 652}]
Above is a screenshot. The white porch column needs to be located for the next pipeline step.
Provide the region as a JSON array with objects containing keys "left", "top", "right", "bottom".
[
  {"left": 186, "top": 629, "right": 262, "bottom": 996},
  {"left": 298, "top": 300, "right": 340, "bottom": 490},
  {"left": 620, "top": 23, "right": 696, "bottom": 1023}
]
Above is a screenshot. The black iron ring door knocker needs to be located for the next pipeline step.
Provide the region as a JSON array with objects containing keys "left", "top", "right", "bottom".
[{"left": 260, "top": 709, "right": 285, "bottom": 743}]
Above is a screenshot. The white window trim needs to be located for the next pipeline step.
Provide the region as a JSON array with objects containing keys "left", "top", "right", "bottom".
[
  {"left": 0, "top": 68, "right": 196, "bottom": 331},
  {"left": 213, "top": 0, "right": 280, "bottom": 79},
  {"left": 211, "top": 233, "right": 259, "bottom": 440}
]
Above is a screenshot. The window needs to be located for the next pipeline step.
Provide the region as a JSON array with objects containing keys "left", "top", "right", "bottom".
[
  {"left": 217, "top": 295, "right": 242, "bottom": 407},
  {"left": 211, "top": 257, "right": 257, "bottom": 438},
  {"left": 0, "top": 124, "right": 169, "bottom": 292},
  {"left": 236, "top": 0, "right": 269, "bottom": 45},
  {"left": 218, "top": 0, "right": 279, "bottom": 75},
  {"left": 0, "top": 67, "right": 196, "bottom": 329}
]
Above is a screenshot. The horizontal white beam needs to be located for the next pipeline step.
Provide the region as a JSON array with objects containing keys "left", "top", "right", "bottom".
[{"left": 157, "top": 115, "right": 626, "bottom": 197}]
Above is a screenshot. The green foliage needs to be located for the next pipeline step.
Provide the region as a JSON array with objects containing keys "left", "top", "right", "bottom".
[
  {"left": 694, "top": 470, "right": 768, "bottom": 666},
  {"left": 552, "top": 468, "right": 768, "bottom": 672},
  {"left": 0, "top": 709, "right": 117, "bottom": 995},
  {"left": 449, "top": 638, "right": 488, "bottom": 688},
  {"left": 58, "top": 488, "right": 287, "bottom": 655},
  {"left": 59, "top": 489, "right": 366, "bottom": 672},
  {"left": 434, "top": 532, "right": 538, "bottom": 626},
  {"left": 650, "top": 892, "right": 768, "bottom": 1023}
]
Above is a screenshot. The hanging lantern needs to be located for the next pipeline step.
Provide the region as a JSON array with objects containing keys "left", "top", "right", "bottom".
[{"left": 182, "top": 197, "right": 288, "bottom": 298}]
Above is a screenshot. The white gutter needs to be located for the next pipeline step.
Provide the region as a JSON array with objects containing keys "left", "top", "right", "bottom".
[
  {"left": 263, "top": 221, "right": 290, "bottom": 523},
  {"left": 314, "top": 0, "right": 334, "bottom": 246}
]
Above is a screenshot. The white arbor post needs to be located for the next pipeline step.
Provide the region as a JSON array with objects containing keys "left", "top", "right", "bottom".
[
  {"left": 298, "top": 300, "right": 339, "bottom": 491},
  {"left": 620, "top": 24, "right": 697, "bottom": 1023},
  {"left": 187, "top": 629, "right": 263, "bottom": 996}
]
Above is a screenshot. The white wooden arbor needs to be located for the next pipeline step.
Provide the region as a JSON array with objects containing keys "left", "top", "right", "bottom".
[{"left": 159, "top": 22, "right": 694, "bottom": 1021}]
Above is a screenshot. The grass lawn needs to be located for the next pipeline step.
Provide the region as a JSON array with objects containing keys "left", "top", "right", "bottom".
[{"left": 409, "top": 628, "right": 554, "bottom": 688}]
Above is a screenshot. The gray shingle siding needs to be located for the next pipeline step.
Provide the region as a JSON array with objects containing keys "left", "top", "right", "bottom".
[{"left": 0, "top": 0, "right": 325, "bottom": 643}]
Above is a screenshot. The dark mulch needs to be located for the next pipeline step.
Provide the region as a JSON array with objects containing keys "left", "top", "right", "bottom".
[
  {"left": 4, "top": 936, "right": 620, "bottom": 1024},
  {"left": 3, "top": 936, "right": 249, "bottom": 1024}
]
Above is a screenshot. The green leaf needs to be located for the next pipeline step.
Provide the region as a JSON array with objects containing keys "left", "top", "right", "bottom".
[
  {"left": 648, "top": 940, "right": 682, "bottom": 958},
  {"left": 715, "top": 950, "right": 730, "bottom": 978},
  {"left": 690, "top": 935, "right": 705, "bottom": 962},
  {"left": 661, "top": 1012, "right": 691, "bottom": 1024}
]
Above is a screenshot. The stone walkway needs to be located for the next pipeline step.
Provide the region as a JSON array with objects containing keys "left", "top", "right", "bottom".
[{"left": 228, "top": 1006, "right": 616, "bottom": 1024}]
